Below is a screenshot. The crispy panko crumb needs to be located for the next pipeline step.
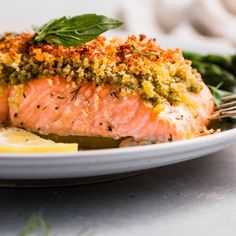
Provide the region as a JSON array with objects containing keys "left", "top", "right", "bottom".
[
  {"left": 198, "top": 128, "right": 221, "bottom": 137},
  {"left": 0, "top": 33, "right": 203, "bottom": 109}
]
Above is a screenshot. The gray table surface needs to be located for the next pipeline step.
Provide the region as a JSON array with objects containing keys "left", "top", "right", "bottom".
[{"left": 1, "top": 145, "right": 236, "bottom": 236}]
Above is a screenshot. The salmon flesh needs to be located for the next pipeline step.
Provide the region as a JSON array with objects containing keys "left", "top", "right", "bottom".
[{"left": 0, "top": 33, "right": 214, "bottom": 144}]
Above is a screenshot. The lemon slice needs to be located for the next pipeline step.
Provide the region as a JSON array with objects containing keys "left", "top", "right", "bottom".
[{"left": 0, "top": 127, "right": 78, "bottom": 153}]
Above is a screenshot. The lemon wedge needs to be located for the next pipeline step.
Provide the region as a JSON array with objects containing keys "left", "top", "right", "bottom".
[{"left": 0, "top": 127, "right": 78, "bottom": 153}]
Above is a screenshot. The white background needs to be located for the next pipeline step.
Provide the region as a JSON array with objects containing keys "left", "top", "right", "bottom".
[{"left": 0, "top": 0, "right": 120, "bottom": 31}]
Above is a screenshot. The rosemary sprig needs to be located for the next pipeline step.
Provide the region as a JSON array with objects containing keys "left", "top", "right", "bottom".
[
  {"left": 34, "top": 14, "right": 123, "bottom": 47},
  {"left": 131, "top": 44, "right": 160, "bottom": 57},
  {"left": 70, "top": 86, "right": 81, "bottom": 101}
]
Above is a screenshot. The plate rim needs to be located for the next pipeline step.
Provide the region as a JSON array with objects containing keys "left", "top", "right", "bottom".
[{"left": 0, "top": 126, "right": 236, "bottom": 159}]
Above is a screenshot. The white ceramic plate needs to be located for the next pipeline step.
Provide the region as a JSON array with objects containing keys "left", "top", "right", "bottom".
[
  {"left": 0, "top": 37, "right": 236, "bottom": 182},
  {"left": 0, "top": 128, "right": 236, "bottom": 180}
]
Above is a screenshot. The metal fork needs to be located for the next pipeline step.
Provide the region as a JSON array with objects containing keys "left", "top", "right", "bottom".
[{"left": 209, "top": 95, "right": 236, "bottom": 120}]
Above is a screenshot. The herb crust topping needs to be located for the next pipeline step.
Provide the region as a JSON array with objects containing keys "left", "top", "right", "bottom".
[{"left": 0, "top": 33, "right": 203, "bottom": 109}]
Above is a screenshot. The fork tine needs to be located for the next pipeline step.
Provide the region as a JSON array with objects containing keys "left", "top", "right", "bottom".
[
  {"left": 211, "top": 93, "right": 236, "bottom": 119},
  {"left": 215, "top": 101, "right": 236, "bottom": 111},
  {"left": 214, "top": 105, "right": 236, "bottom": 113},
  {"left": 209, "top": 110, "right": 236, "bottom": 120},
  {"left": 221, "top": 94, "right": 236, "bottom": 102},
  {"left": 210, "top": 103, "right": 236, "bottom": 119}
]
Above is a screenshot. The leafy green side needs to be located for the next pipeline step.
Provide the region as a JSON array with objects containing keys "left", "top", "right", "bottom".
[
  {"left": 19, "top": 213, "right": 50, "bottom": 236},
  {"left": 183, "top": 51, "right": 236, "bottom": 108},
  {"left": 191, "top": 61, "right": 236, "bottom": 90},
  {"left": 183, "top": 51, "right": 236, "bottom": 90},
  {"left": 34, "top": 14, "right": 123, "bottom": 47}
]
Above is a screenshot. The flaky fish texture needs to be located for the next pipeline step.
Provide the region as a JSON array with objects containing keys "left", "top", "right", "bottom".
[
  {"left": 0, "top": 33, "right": 214, "bottom": 143},
  {"left": 0, "top": 77, "right": 214, "bottom": 142}
]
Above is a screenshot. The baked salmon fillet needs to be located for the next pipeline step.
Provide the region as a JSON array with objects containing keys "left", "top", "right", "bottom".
[{"left": 0, "top": 33, "right": 214, "bottom": 145}]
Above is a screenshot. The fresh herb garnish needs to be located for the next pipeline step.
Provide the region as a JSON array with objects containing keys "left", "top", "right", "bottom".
[
  {"left": 131, "top": 44, "right": 160, "bottom": 57},
  {"left": 208, "top": 82, "right": 232, "bottom": 106},
  {"left": 70, "top": 86, "right": 81, "bottom": 101},
  {"left": 19, "top": 212, "right": 93, "bottom": 236},
  {"left": 34, "top": 14, "right": 123, "bottom": 47},
  {"left": 19, "top": 213, "right": 50, "bottom": 236}
]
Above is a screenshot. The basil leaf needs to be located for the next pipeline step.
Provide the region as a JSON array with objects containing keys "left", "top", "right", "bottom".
[{"left": 34, "top": 14, "right": 123, "bottom": 46}]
